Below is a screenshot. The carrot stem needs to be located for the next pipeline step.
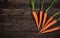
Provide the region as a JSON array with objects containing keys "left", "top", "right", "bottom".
[
  {"left": 53, "top": 10, "right": 60, "bottom": 16},
  {"left": 40, "top": 0, "right": 44, "bottom": 10},
  {"left": 57, "top": 18, "right": 60, "bottom": 21},
  {"left": 46, "top": 0, "right": 56, "bottom": 12},
  {"left": 30, "top": 0, "right": 35, "bottom": 10}
]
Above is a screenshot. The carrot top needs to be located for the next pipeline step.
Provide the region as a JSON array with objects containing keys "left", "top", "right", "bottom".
[
  {"left": 46, "top": 0, "right": 56, "bottom": 12},
  {"left": 57, "top": 18, "right": 60, "bottom": 21},
  {"left": 53, "top": 10, "right": 60, "bottom": 16},
  {"left": 40, "top": 0, "right": 44, "bottom": 10},
  {"left": 29, "top": 0, "right": 35, "bottom": 10}
]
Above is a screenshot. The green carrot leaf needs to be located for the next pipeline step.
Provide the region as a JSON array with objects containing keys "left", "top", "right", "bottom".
[
  {"left": 41, "top": 0, "right": 44, "bottom": 10},
  {"left": 46, "top": 0, "right": 56, "bottom": 12},
  {"left": 53, "top": 10, "right": 60, "bottom": 16},
  {"left": 29, "top": 0, "right": 35, "bottom": 10},
  {"left": 57, "top": 18, "right": 60, "bottom": 21}
]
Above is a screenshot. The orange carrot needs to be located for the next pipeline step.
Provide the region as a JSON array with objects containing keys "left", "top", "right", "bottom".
[
  {"left": 40, "top": 20, "right": 57, "bottom": 32},
  {"left": 42, "top": 12, "right": 47, "bottom": 28},
  {"left": 41, "top": 26, "right": 60, "bottom": 33},
  {"left": 44, "top": 16, "right": 54, "bottom": 27},
  {"left": 32, "top": 11, "right": 39, "bottom": 29},
  {"left": 39, "top": 10, "right": 43, "bottom": 29}
]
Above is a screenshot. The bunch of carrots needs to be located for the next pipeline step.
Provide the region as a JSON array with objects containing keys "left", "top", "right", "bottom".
[{"left": 29, "top": 0, "right": 60, "bottom": 34}]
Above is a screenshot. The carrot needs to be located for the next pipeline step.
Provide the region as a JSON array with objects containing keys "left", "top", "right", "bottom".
[
  {"left": 39, "top": 0, "right": 44, "bottom": 29},
  {"left": 44, "top": 10, "right": 60, "bottom": 28},
  {"left": 41, "top": 26, "right": 60, "bottom": 33},
  {"left": 44, "top": 16, "right": 54, "bottom": 27},
  {"left": 39, "top": 10, "right": 43, "bottom": 29},
  {"left": 42, "top": 12, "right": 47, "bottom": 28},
  {"left": 32, "top": 10, "right": 43, "bottom": 30},
  {"left": 32, "top": 11, "right": 39, "bottom": 29},
  {"left": 40, "top": 20, "right": 57, "bottom": 32}
]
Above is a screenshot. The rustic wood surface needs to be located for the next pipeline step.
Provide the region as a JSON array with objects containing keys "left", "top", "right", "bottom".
[{"left": 0, "top": 0, "right": 60, "bottom": 38}]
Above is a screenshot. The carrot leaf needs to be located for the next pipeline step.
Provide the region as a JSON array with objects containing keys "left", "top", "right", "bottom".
[
  {"left": 29, "top": 0, "right": 35, "bottom": 10},
  {"left": 57, "top": 18, "right": 60, "bottom": 21},
  {"left": 41, "top": 0, "right": 44, "bottom": 10},
  {"left": 46, "top": 0, "right": 56, "bottom": 12},
  {"left": 53, "top": 10, "right": 60, "bottom": 16}
]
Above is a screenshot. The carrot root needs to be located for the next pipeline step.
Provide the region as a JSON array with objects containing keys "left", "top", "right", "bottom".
[
  {"left": 32, "top": 11, "right": 39, "bottom": 29},
  {"left": 42, "top": 12, "right": 47, "bottom": 28},
  {"left": 40, "top": 20, "right": 57, "bottom": 32},
  {"left": 39, "top": 10, "right": 43, "bottom": 29},
  {"left": 41, "top": 26, "right": 60, "bottom": 33},
  {"left": 44, "top": 16, "right": 54, "bottom": 27}
]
